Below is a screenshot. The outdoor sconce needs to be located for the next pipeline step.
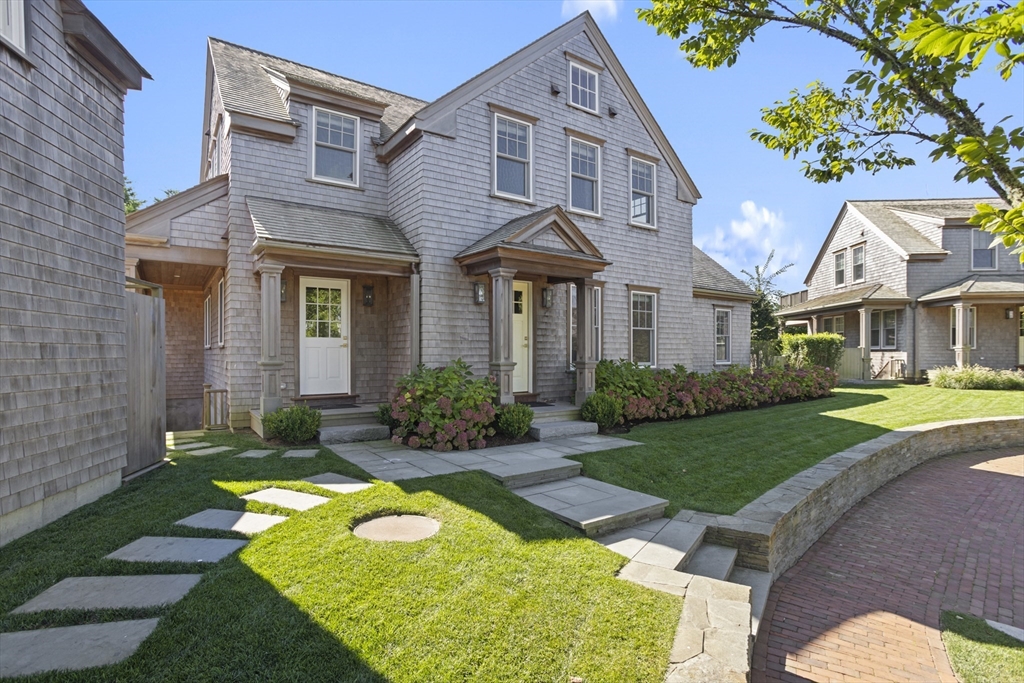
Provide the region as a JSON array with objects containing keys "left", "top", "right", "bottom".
[
  {"left": 550, "top": 83, "right": 562, "bottom": 96},
  {"left": 608, "top": 106, "right": 618, "bottom": 118},
  {"left": 1006, "top": 308, "right": 1015, "bottom": 320},
  {"left": 473, "top": 282, "right": 486, "bottom": 304},
  {"left": 280, "top": 280, "right": 287, "bottom": 303},
  {"left": 541, "top": 287, "right": 553, "bottom": 308},
  {"left": 363, "top": 285, "right": 374, "bottom": 307}
]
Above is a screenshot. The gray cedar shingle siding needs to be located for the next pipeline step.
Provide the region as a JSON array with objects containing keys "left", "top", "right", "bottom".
[{"left": 1, "top": 0, "right": 143, "bottom": 543}]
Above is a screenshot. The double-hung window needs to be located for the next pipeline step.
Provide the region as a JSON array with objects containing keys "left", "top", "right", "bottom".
[
  {"left": 1, "top": 0, "right": 26, "bottom": 54},
  {"left": 715, "top": 308, "right": 732, "bottom": 364},
  {"left": 630, "top": 158, "right": 656, "bottom": 227},
  {"left": 312, "top": 107, "right": 359, "bottom": 185},
  {"left": 569, "top": 138, "right": 600, "bottom": 215},
  {"left": 631, "top": 292, "right": 656, "bottom": 366},
  {"left": 494, "top": 114, "right": 531, "bottom": 200},
  {"left": 870, "top": 310, "right": 897, "bottom": 349},
  {"left": 569, "top": 62, "right": 598, "bottom": 113},
  {"left": 823, "top": 315, "right": 845, "bottom": 336},
  {"left": 568, "top": 283, "right": 602, "bottom": 369},
  {"left": 834, "top": 252, "right": 846, "bottom": 287},
  {"left": 217, "top": 279, "right": 225, "bottom": 346},
  {"left": 949, "top": 307, "right": 976, "bottom": 348},
  {"left": 852, "top": 245, "right": 865, "bottom": 282},
  {"left": 971, "top": 228, "right": 996, "bottom": 270},
  {"left": 203, "top": 295, "right": 212, "bottom": 349}
]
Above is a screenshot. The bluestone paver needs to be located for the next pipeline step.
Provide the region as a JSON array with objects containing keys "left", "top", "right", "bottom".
[
  {"left": 282, "top": 449, "right": 319, "bottom": 458},
  {"left": 175, "top": 509, "right": 287, "bottom": 534},
  {"left": 168, "top": 442, "right": 211, "bottom": 451},
  {"left": 105, "top": 537, "right": 247, "bottom": 563},
  {"left": 189, "top": 446, "right": 233, "bottom": 456},
  {"left": 241, "top": 487, "right": 329, "bottom": 511},
  {"left": 234, "top": 449, "right": 275, "bottom": 459},
  {"left": 11, "top": 575, "right": 202, "bottom": 613},
  {"left": 0, "top": 620, "right": 160, "bottom": 678},
  {"left": 302, "top": 473, "right": 373, "bottom": 493}
]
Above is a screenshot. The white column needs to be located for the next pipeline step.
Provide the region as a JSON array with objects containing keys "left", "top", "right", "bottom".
[
  {"left": 257, "top": 263, "right": 285, "bottom": 414},
  {"left": 125, "top": 257, "right": 139, "bottom": 280},
  {"left": 859, "top": 306, "right": 873, "bottom": 380},
  {"left": 953, "top": 303, "right": 971, "bottom": 367},
  {"left": 488, "top": 267, "right": 517, "bottom": 405},
  {"left": 575, "top": 278, "right": 598, "bottom": 405}
]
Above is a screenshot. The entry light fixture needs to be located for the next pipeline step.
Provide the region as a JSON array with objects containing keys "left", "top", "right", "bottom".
[
  {"left": 541, "top": 287, "right": 553, "bottom": 308},
  {"left": 280, "top": 280, "right": 287, "bottom": 303},
  {"left": 473, "top": 282, "right": 486, "bottom": 304},
  {"left": 363, "top": 285, "right": 374, "bottom": 307},
  {"left": 1006, "top": 308, "right": 1015, "bottom": 320}
]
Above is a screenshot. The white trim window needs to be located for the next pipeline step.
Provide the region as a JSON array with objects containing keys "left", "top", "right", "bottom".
[
  {"left": 217, "top": 278, "right": 225, "bottom": 346},
  {"left": 568, "top": 62, "right": 599, "bottom": 113},
  {"left": 631, "top": 291, "right": 656, "bottom": 366},
  {"left": 203, "top": 295, "right": 211, "bottom": 349},
  {"left": 949, "top": 306, "right": 977, "bottom": 349},
  {"left": 569, "top": 138, "right": 600, "bottom": 215},
  {"left": 311, "top": 107, "right": 359, "bottom": 186},
  {"left": 568, "top": 284, "right": 602, "bottom": 369},
  {"left": 870, "top": 310, "right": 897, "bottom": 349},
  {"left": 852, "top": 244, "right": 865, "bottom": 282},
  {"left": 715, "top": 308, "right": 732, "bottom": 364},
  {"left": 630, "top": 158, "right": 656, "bottom": 228},
  {"left": 494, "top": 114, "right": 532, "bottom": 200},
  {"left": 1, "top": 0, "right": 26, "bottom": 54},
  {"left": 971, "top": 228, "right": 997, "bottom": 270},
  {"left": 834, "top": 252, "right": 846, "bottom": 287},
  {"left": 823, "top": 315, "right": 845, "bottom": 335}
]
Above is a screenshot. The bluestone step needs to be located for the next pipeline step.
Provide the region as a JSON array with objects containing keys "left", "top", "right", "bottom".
[
  {"left": 682, "top": 543, "right": 738, "bottom": 581},
  {"left": 319, "top": 424, "right": 391, "bottom": 444},
  {"left": 632, "top": 520, "right": 707, "bottom": 570},
  {"left": 479, "top": 458, "right": 582, "bottom": 488},
  {"left": 730, "top": 567, "right": 773, "bottom": 637},
  {"left": 514, "top": 476, "right": 668, "bottom": 537},
  {"left": 527, "top": 420, "right": 598, "bottom": 441}
]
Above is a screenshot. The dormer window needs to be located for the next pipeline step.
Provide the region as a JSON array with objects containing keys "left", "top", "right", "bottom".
[
  {"left": 311, "top": 107, "right": 359, "bottom": 186},
  {"left": 0, "top": 0, "right": 26, "bottom": 54},
  {"left": 569, "top": 62, "right": 598, "bottom": 113}
]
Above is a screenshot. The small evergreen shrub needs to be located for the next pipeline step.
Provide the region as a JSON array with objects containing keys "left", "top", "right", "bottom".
[
  {"left": 781, "top": 333, "right": 845, "bottom": 369},
  {"left": 932, "top": 365, "right": 1024, "bottom": 391},
  {"left": 374, "top": 403, "right": 398, "bottom": 429},
  {"left": 388, "top": 359, "right": 498, "bottom": 451},
  {"left": 496, "top": 403, "right": 534, "bottom": 438},
  {"left": 580, "top": 391, "right": 623, "bottom": 431},
  {"left": 263, "top": 405, "right": 322, "bottom": 444}
]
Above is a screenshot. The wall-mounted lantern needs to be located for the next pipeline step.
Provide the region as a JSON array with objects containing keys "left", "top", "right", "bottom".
[
  {"left": 280, "top": 280, "right": 287, "bottom": 303},
  {"left": 363, "top": 285, "right": 374, "bottom": 307},
  {"left": 1006, "top": 308, "right": 1015, "bottom": 320},
  {"left": 473, "top": 282, "right": 486, "bottom": 304},
  {"left": 541, "top": 287, "right": 553, "bottom": 308}
]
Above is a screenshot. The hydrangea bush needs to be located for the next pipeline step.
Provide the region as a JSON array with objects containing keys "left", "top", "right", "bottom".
[
  {"left": 388, "top": 359, "right": 498, "bottom": 451},
  {"left": 589, "top": 360, "right": 838, "bottom": 427}
]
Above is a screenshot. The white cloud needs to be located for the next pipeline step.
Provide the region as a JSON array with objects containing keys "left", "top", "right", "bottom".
[
  {"left": 561, "top": 0, "right": 623, "bottom": 22},
  {"left": 695, "top": 200, "right": 805, "bottom": 294}
]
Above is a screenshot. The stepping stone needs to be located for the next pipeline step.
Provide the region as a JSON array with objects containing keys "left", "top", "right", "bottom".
[
  {"left": 105, "top": 536, "right": 247, "bottom": 563},
  {"left": 0, "top": 619, "right": 160, "bottom": 677},
  {"left": 478, "top": 457, "right": 581, "bottom": 488},
  {"left": 241, "top": 487, "right": 329, "bottom": 511},
  {"left": 514, "top": 476, "right": 668, "bottom": 537},
  {"left": 282, "top": 449, "right": 319, "bottom": 458},
  {"left": 234, "top": 449, "right": 275, "bottom": 459},
  {"left": 11, "top": 575, "right": 202, "bottom": 614},
  {"left": 175, "top": 509, "right": 287, "bottom": 535},
  {"left": 168, "top": 442, "right": 211, "bottom": 450},
  {"left": 986, "top": 619, "right": 1024, "bottom": 642},
  {"left": 190, "top": 446, "right": 233, "bottom": 456},
  {"left": 303, "top": 473, "right": 373, "bottom": 494}
]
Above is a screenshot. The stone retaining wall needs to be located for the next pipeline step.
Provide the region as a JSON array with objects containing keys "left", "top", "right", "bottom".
[{"left": 696, "top": 417, "right": 1023, "bottom": 579}]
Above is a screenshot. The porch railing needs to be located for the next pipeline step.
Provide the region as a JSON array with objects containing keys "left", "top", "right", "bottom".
[{"left": 202, "top": 383, "right": 229, "bottom": 430}]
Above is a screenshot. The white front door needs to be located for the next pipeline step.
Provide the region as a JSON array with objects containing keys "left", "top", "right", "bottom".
[
  {"left": 512, "top": 281, "right": 532, "bottom": 393},
  {"left": 300, "top": 277, "right": 350, "bottom": 396}
]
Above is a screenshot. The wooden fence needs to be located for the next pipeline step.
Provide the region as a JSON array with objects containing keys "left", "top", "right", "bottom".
[{"left": 125, "top": 280, "right": 166, "bottom": 476}]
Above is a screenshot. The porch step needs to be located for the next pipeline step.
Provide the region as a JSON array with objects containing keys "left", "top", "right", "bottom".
[
  {"left": 730, "top": 567, "right": 773, "bottom": 637},
  {"left": 480, "top": 458, "right": 582, "bottom": 489},
  {"left": 318, "top": 405, "right": 381, "bottom": 428},
  {"left": 319, "top": 424, "right": 391, "bottom": 444},
  {"left": 599, "top": 519, "right": 706, "bottom": 571},
  {"left": 682, "top": 543, "right": 738, "bottom": 582},
  {"left": 513, "top": 476, "right": 668, "bottom": 538},
  {"left": 530, "top": 405, "right": 582, "bottom": 424},
  {"left": 528, "top": 420, "right": 597, "bottom": 441}
]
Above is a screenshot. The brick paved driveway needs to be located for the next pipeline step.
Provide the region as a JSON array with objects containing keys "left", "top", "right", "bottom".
[{"left": 752, "top": 448, "right": 1024, "bottom": 683}]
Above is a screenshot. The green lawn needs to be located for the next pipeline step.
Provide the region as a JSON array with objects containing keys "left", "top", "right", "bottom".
[
  {"left": 572, "top": 383, "right": 1024, "bottom": 516},
  {"left": 0, "top": 432, "right": 680, "bottom": 682},
  {"left": 941, "top": 612, "right": 1024, "bottom": 683}
]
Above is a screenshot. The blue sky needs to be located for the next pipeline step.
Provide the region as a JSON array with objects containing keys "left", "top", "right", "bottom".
[{"left": 93, "top": 0, "right": 1022, "bottom": 294}]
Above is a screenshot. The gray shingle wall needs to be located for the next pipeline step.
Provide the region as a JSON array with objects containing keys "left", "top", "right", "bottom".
[
  {"left": 202, "top": 268, "right": 229, "bottom": 396},
  {"left": 689, "top": 298, "right": 751, "bottom": 373},
  {"left": 808, "top": 209, "right": 908, "bottom": 299},
  {"left": 905, "top": 226, "right": 1021, "bottom": 301},
  {"left": 165, "top": 289, "right": 204, "bottom": 400},
  {"left": 1, "top": 0, "right": 129, "bottom": 535},
  {"left": 169, "top": 196, "right": 228, "bottom": 250},
  {"left": 917, "top": 304, "right": 1020, "bottom": 371},
  {"left": 386, "top": 277, "right": 411, "bottom": 392}
]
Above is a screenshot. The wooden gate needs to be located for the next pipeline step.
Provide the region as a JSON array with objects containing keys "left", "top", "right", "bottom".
[
  {"left": 125, "top": 280, "right": 166, "bottom": 475},
  {"left": 838, "top": 347, "right": 865, "bottom": 380}
]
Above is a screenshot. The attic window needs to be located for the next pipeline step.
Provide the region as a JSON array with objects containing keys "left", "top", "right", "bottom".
[
  {"left": 569, "top": 62, "right": 598, "bottom": 113},
  {"left": 0, "top": 0, "right": 26, "bottom": 54},
  {"left": 311, "top": 107, "right": 359, "bottom": 186}
]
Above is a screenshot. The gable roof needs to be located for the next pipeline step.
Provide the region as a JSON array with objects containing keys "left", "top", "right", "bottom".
[
  {"left": 778, "top": 283, "right": 910, "bottom": 317},
  {"left": 456, "top": 205, "right": 605, "bottom": 262},
  {"left": 126, "top": 175, "right": 229, "bottom": 244},
  {"left": 376, "top": 12, "right": 700, "bottom": 204},
  {"left": 918, "top": 274, "right": 1024, "bottom": 303},
  {"left": 692, "top": 248, "right": 755, "bottom": 300}
]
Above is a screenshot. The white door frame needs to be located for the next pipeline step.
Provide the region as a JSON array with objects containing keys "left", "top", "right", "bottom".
[
  {"left": 512, "top": 280, "right": 533, "bottom": 394},
  {"left": 299, "top": 276, "right": 351, "bottom": 396}
]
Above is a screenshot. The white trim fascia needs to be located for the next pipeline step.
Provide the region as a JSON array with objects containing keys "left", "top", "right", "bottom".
[
  {"left": 250, "top": 238, "right": 420, "bottom": 265},
  {"left": 847, "top": 203, "right": 911, "bottom": 261}
]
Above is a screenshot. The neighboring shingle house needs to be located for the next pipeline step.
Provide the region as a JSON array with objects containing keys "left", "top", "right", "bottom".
[
  {"left": 1, "top": 0, "right": 148, "bottom": 545},
  {"left": 124, "top": 12, "right": 752, "bottom": 433},
  {"left": 778, "top": 198, "right": 1023, "bottom": 379}
]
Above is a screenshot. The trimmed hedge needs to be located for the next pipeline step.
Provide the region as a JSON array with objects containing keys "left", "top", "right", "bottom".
[
  {"left": 585, "top": 359, "right": 838, "bottom": 427},
  {"left": 932, "top": 365, "right": 1024, "bottom": 391},
  {"left": 496, "top": 403, "right": 534, "bottom": 438},
  {"left": 780, "top": 333, "right": 845, "bottom": 369},
  {"left": 263, "top": 405, "right": 322, "bottom": 444},
  {"left": 580, "top": 392, "right": 623, "bottom": 431}
]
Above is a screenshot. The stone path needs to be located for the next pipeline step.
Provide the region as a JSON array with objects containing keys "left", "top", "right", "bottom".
[
  {"left": 175, "top": 509, "right": 287, "bottom": 534},
  {"left": 167, "top": 442, "right": 211, "bottom": 450},
  {"left": 282, "top": 449, "right": 318, "bottom": 458},
  {"left": 106, "top": 536, "right": 248, "bottom": 563},
  {"left": 189, "top": 446, "right": 233, "bottom": 456},
  {"left": 234, "top": 449, "right": 275, "bottom": 459},
  {"left": 0, "top": 620, "right": 161, "bottom": 678},
  {"left": 303, "top": 472, "right": 374, "bottom": 493},
  {"left": 514, "top": 476, "right": 667, "bottom": 537},
  {"left": 241, "top": 487, "right": 329, "bottom": 511},
  {"left": 752, "top": 448, "right": 1024, "bottom": 683},
  {"left": 11, "top": 575, "right": 202, "bottom": 613}
]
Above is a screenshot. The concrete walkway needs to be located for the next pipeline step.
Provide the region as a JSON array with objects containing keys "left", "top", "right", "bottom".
[{"left": 752, "top": 448, "right": 1024, "bottom": 683}]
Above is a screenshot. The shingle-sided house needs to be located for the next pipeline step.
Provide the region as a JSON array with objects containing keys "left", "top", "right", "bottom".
[
  {"left": 1, "top": 0, "right": 148, "bottom": 544},
  {"left": 124, "top": 12, "right": 753, "bottom": 433},
  {"left": 778, "top": 198, "right": 1023, "bottom": 380}
]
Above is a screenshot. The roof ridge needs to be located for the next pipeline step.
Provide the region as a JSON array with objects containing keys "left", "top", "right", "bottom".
[
  {"left": 208, "top": 37, "right": 428, "bottom": 105},
  {"left": 847, "top": 197, "right": 1000, "bottom": 204}
]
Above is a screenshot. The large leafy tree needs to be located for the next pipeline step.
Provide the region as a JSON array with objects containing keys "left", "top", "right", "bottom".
[
  {"left": 742, "top": 250, "right": 794, "bottom": 341},
  {"left": 639, "top": 0, "right": 1024, "bottom": 259}
]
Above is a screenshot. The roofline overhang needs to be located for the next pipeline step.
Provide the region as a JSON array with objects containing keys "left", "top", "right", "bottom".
[
  {"left": 266, "top": 68, "right": 389, "bottom": 120},
  {"left": 455, "top": 243, "right": 610, "bottom": 277},
  {"left": 692, "top": 287, "right": 757, "bottom": 302},
  {"left": 778, "top": 297, "right": 911, "bottom": 318},
  {"left": 250, "top": 238, "right": 420, "bottom": 265},
  {"left": 60, "top": 0, "right": 151, "bottom": 91},
  {"left": 227, "top": 112, "right": 298, "bottom": 142},
  {"left": 919, "top": 292, "right": 1024, "bottom": 306},
  {"left": 127, "top": 174, "right": 229, "bottom": 233}
]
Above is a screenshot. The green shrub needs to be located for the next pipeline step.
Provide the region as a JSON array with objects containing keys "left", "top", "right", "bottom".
[
  {"left": 263, "top": 405, "right": 322, "bottom": 444},
  {"left": 932, "top": 365, "right": 1024, "bottom": 390},
  {"left": 496, "top": 403, "right": 534, "bottom": 438},
  {"left": 750, "top": 338, "right": 781, "bottom": 370},
  {"left": 581, "top": 391, "right": 623, "bottom": 431},
  {"left": 781, "top": 333, "right": 845, "bottom": 369},
  {"left": 374, "top": 403, "right": 398, "bottom": 429}
]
